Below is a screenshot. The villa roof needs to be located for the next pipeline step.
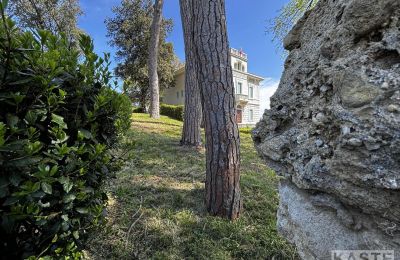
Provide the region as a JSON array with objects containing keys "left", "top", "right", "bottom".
[{"left": 237, "top": 70, "right": 264, "bottom": 81}]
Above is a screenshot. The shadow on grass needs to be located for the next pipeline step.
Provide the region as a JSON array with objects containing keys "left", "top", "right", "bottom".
[
  {"left": 85, "top": 115, "right": 298, "bottom": 260},
  {"left": 85, "top": 126, "right": 206, "bottom": 258},
  {"left": 133, "top": 119, "right": 182, "bottom": 127},
  {"left": 86, "top": 184, "right": 206, "bottom": 259}
]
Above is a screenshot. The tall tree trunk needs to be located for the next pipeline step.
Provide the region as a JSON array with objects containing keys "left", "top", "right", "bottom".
[
  {"left": 185, "top": 0, "right": 242, "bottom": 220},
  {"left": 179, "top": 0, "right": 202, "bottom": 147},
  {"left": 148, "top": 0, "right": 163, "bottom": 119}
]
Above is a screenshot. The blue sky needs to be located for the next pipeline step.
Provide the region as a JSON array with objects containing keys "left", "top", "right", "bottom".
[{"left": 78, "top": 0, "right": 290, "bottom": 111}]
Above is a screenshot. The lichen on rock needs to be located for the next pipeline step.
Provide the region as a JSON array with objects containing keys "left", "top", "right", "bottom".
[{"left": 253, "top": 0, "right": 400, "bottom": 258}]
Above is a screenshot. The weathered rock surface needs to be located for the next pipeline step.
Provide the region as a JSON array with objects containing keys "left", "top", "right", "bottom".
[{"left": 253, "top": 0, "right": 400, "bottom": 258}]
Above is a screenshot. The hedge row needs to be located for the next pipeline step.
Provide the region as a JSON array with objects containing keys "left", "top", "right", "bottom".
[
  {"left": 160, "top": 104, "right": 184, "bottom": 121},
  {"left": 0, "top": 2, "right": 131, "bottom": 258},
  {"left": 133, "top": 106, "right": 145, "bottom": 113}
]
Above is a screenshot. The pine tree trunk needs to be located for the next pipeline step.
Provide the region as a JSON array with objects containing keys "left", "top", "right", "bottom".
[
  {"left": 187, "top": 0, "right": 242, "bottom": 220},
  {"left": 148, "top": 0, "right": 163, "bottom": 119},
  {"left": 179, "top": 0, "right": 202, "bottom": 147}
]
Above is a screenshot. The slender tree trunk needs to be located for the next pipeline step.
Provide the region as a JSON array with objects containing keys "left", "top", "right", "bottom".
[
  {"left": 179, "top": 0, "right": 202, "bottom": 147},
  {"left": 140, "top": 95, "right": 147, "bottom": 113},
  {"left": 148, "top": 0, "right": 163, "bottom": 119},
  {"left": 185, "top": 0, "right": 242, "bottom": 220}
]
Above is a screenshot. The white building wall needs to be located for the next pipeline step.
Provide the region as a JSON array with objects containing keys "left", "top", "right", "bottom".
[
  {"left": 242, "top": 105, "right": 249, "bottom": 124},
  {"left": 248, "top": 82, "right": 260, "bottom": 100},
  {"left": 163, "top": 49, "right": 263, "bottom": 126},
  {"left": 231, "top": 56, "right": 248, "bottom": 73},
  {"left": 247, "top": 103, "right": 260, "bottom": 123}
]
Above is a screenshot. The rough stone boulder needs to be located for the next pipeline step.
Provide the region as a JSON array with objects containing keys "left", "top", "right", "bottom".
[{"left": 253, "top": 0, "right": 400, "bottom": 258}]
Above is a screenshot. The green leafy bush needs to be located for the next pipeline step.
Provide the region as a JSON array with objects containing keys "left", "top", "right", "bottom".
[
  {"left": 0, "top": 2, "right": 132, "bottom": 258},
  {"left": 160, "top": 104, "right": 184, "bottom": 121}
]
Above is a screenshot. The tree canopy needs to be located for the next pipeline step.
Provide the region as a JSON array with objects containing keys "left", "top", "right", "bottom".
[
  {"left": 7, "top": 0, "right": 82, "bottom": 41},
  {"left": 106, "top": 0, "right": 178, "bottom": 110}
]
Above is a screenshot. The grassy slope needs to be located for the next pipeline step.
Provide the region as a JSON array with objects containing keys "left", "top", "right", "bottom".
[{"left": 85, "top": 113, "right": 297, "bottom": 259}]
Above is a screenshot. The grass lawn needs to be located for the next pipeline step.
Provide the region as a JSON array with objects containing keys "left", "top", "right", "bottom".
[{"left": 85, "top": 113, "right": 297, "bottom": 259}]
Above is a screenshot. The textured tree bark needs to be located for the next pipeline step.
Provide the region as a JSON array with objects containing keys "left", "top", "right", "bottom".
[
  {"left": 148, "top": 0, "right": 163, "bottom": 119},
  {"left": 183, "top": 0, "right": 242, "bottom": 220},
  {"left": 179, "top": 0, "right": 202, "bottom": 147}
]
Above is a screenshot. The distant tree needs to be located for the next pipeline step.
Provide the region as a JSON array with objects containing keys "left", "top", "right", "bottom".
[
  {"left": 7, "top": 0, "right": 82, "bottom": 41},
  {"left": 121, "top": 43, "right": 177, "bottom": 112},
  {"left": 148, "top": 0, "right": 163, "bottom": 119},
  {"left": 179, "top": 0, "right": 202, "bottom": 147},
  {"left": 123, "top": 78, "right": 149, "bottom": 112},
  {"left": 183, "top": 0, "right": 242, "bottom": 220},
  {"left": 269, "top": 0, "right": 318, "bottom": 51},
  {"left": 106, "top": 0, "right": 176, "bottom": 112}
]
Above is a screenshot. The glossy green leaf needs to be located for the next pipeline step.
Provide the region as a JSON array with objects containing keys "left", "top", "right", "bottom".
[
  {"left": 3, "top": 196, "right": 19, "bottom": 206},
  {"left": 59, "top": 177, "right": 73, "bottom": 193},
  {"left": 25, "top": 110, "right": 38, "bottom": 125},
  {"left": 51, "top": 114, "right": 67, "bottom": 129},
  {"left": 76, "top": 208, "right": 88, "bottom": 214},
  {"left": 41, "top": 182, "right": 52, "bottom": 194},
  {"left": 51, "top": 234, "right": 58, "bottom": 243},
  {"left": 78, "top": 129, "right": 92, "bottom": 139},
  {"left": 49, "top": 165, "right": 58, "bottom": 176},
  {"left": 0, "top": 140, "right": 27, "bottom": 152},
  {"left": 73, "top": 231, "right": 79, "bottom": 240},
  {"left": 7, "top": 156, "right": 41, "bottom": 167},
  {"left": 63, "top": 194, "right": 76, "bottom": 203},
  {"left": 9, "top": 77, "right": 32, "bottom": 86}
]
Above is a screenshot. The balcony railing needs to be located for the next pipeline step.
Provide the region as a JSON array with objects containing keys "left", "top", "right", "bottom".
[
  {"left": 230, "top": 48, "right": 248, "bottom": 60},
  {"left": 235, "top": 93, "right": 249, "bottom": 104}
]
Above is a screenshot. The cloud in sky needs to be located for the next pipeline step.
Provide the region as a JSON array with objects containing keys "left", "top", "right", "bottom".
[{"left": 259, "top": 78, "right": 279, "bottom": 118}]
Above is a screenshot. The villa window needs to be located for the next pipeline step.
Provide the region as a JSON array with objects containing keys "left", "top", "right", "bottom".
[
  {"left": 181, "top": 90, "right": 184, "bottom": 97},
  {"left": 177, "top": 92, "right": 179, "bottom": 99},
  {"left": 249, "top": 109, "right": 254, "bottom": 121},
  {"left": 235, "top": 62, "right": 243, "bottom": 71},
  {"left": 249, "top": 86, "right": 254, "bottom": 98},
  {"left": 242, "top": 65, "right": 245, "bottom": 72},
  {"left": 237, "top": 82, "right": 242, "bottom": 94}
]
